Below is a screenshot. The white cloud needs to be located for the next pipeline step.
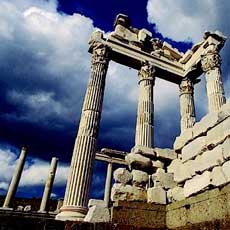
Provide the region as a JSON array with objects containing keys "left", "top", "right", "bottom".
[
  {"left": 0, "top": 147, "right": 68, "bottom": 195},
  {"left": 147, "top": 0, "right": 220, "bottom": 42}
]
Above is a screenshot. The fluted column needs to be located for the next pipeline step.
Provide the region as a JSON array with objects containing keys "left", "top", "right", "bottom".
[
  {"left": 2, "top": 146, "right": 27, "bottom": 209},
  {"left": 104, "top": 162, "right": 112, "bottom": 207},
  {"left": 135, "top": 63, "right": 155, "bottom": 148},
  {"left": 39, "top": 157, "right": 58, "bottom": 213},
  {"left": 179, "top": 78, "right": 196, "bottom": 133},
  {"left": 56, "top": 42, "right": 109, "bottom": 221},
  {"left": 201, "top": 46, "right": 226, "bottom": 112}
]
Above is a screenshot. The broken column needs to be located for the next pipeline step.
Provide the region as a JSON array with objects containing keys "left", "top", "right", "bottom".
[
  {"left": 39, "top": 157, "right": 58, "bottom": 213},
  {"left": 201, "top": 45, "right": 226, "bottom": 112},
  {"left": 2, "top": 146, "right": 27, "bottom": 209},
  {"left": 104, "top": 162, "right": 112, "bottom": 207},
  {"left": 56, "top": 32, "right": 110, "bottom": 221},
  {"left": 179, "top": 77, "right": 196, "bottom": 133},
  {"left": 135, "top": 62, "right": 155, "bottom": 148}
]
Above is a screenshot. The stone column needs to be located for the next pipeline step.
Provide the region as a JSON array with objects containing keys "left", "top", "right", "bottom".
[
  {"left": 201, "top": 46, "right": 226, "bottom": 112},
  {"left": 39, "top": 157, "right": 58, "bottom": 213},
  {"left": 179, "top": 78, "right": 196, "bottom": 133},
  {"left": 2, "top": 146, "right": 27, "bottom": 209},
  {"left": 104, "top": 162, "right": 112, "bottom": 207},
  {"left": 56, "top": 41, "right": 109, "bottom": 221},
  {"left": 135, "top": 63, "right": 155, "bottom": 148}
]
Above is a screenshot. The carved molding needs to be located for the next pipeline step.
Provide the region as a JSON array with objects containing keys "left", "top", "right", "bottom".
[
  {"left": 138, "top": 63, "right": 155, "bottom": 84},
  {"left": 179, "top": 78, "right": 194, "bottom": 95},
  {"left": 201, "top": 47, "right": 221, "bottom": 72},
  {"left": 91, "top": 42, "right": 109, "bottom": 65}
]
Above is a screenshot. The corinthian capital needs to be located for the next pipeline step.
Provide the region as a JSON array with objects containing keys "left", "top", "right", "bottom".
[
  {"left": 201, "top": 46, "right": 221, "bottom": 72},
  {"left": 179, "top": 78, "right": 194, "bottom": 95},
  {"left": 91, "top": 42, "right": 109, "bottom": 65},
  {"left": 138, "top": 62, "right": 155, "bottom": 84}
]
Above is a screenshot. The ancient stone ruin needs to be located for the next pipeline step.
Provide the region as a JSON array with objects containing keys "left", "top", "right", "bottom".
[{"left": 1, "top": 14, "right": 230, "bottom": 229}]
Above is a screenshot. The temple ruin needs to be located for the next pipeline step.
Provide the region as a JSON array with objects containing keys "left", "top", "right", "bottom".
[{"left": 1, "top": 14, "right": 230, "bottom": 229}]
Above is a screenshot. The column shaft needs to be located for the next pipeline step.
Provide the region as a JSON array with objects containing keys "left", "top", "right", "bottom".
[
  {"left": 39, "top": 157, "right": 58, "bottom": 213},
  {"left": 135, "top": 63, "right": 155, "bottom": 148},
  {"left": 201, "top": 47, "right": 226, "bottom": 112},
  {"left": 179, "top": 78, "right": 196, "bottom": 133},
  {"left": 56, "top": 42, "right": 109, "bottom": 221},
  {"left": 104, "top": 162, "right": 112, "bottom": 207},
  {"left": 3, "top": 147, "right": 27, "bottom": 208}
]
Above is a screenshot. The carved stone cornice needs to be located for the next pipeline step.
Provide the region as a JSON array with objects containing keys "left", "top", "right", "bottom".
[
  {"left": 138, "top": 63, "right": 155, "bottom": 84},
  {"left": 201, "top": 47, "right": 221, "bottom": 72},
  {"left": 179, "top": 78, "right": 194, "bottom": 95},
  {"left": 91, "top": 42, "right": 109, "bottom": 65}
]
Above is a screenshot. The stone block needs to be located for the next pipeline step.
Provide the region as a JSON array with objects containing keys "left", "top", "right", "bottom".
[
  {"left": 152, "top": 160, "right": 164, "bottom": 170},
  {"left": 16, "top": 206, "right": 24, "bottom": 211},
  {"left": 193, "top": 111, "right": 228, "bottom": 138},
  {"left": 131, "top": 170, "right": 148, "bottom": 188},
  {"left": 174, "top": 128, "right": 193, "bottom": 152},
  {"left": 167, "top": 159, "right": 181, "bottom": 174},
  {"left": 223, "top": 138, "right": 230, "bottom": 160},
  {"left": 222, "top": 161, "right": 230, "bottom": 181},
  {"left": 152, "top": 168, "right": 176, "bottom": 190},
  {"left": 199, "top": 145, "right": 224, "bottom": 172},
  {"left": 111, "top": 183, "right": 147, "bottom": 202},
  {"left": 167, "top": 186, "right": 185, "bottom": 202},
  {"left": 211, "top": 166, "right": 227, "bottom": 187},
  {"left": 113, "top": 168, "right": 132, "bottom": 185},
  {"left": 154, "top": 148, "right": 177, "bottom": 161},
  {"left": 182, "top": 136, "right": 207, "bottom": 162},
  {"left": 88, "top": 199, "right": 106, "bottom": 208},
  {"left": 206, "top": 117, "right": 230, "bottom": 149},
  {"left": 184, "top": 171, "right": 211, "bottom": 197},
  {"left": 125, "top": 153, "right": 152, "bottom": 173},
  {"left": 24, "top": 205, "right": 32, "bottom": 212},
  {"left": 84, "top": 205, "right": 110, "bottom": 223},
  {"left": 147, "top": 186, "right": 166, "bottom": 204},
  {"left": 132, "top": 145, "right": 155, "bottom": 157}
]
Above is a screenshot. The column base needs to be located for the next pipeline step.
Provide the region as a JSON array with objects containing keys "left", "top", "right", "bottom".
[
  {"left": 55, "top": 205, "right": 88, "bottom": 221},
  {"left": 0, "top": 207, "right": 13, "bottom": 211}
]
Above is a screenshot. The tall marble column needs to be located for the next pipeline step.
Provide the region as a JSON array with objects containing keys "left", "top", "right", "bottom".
[
  {"left": 135, "top": 63, "right": 155, "bottom": 148},
  {"left": 56, "top": 42, "right": 109, "bottom": 221},
  {"left": 179, "top": 78, "right": 196, "bottom": 133},
  {"left": 2, "top": 146, "right": 27, "bottom": 209},
  {"left": 201, "top": 46, "right": 226, "bottom": 112},
  {"left": 39, "top": 157, "right": 58, "bottom": 213},
  {"left": 104, "top": 162, "right": 112, "bottom": 207}
]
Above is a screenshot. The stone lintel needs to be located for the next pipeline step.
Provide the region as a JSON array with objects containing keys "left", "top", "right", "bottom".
[{"left": 95, "top": 153, "right": 127, "bottom": 165}]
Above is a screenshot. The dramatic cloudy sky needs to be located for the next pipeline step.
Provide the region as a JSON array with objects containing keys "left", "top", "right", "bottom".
[{"left": 0, "top": 0, "right": 229, "bottom": 201}]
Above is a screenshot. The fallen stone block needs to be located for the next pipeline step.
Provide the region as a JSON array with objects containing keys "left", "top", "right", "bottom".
[
  {"left": 24, "top": 205, "right": 32, "bottom": 212},
  {"left": 147, "top": 186, "right": 166, "bottom": 204},
  {"left": 16, "top": 206, "right": 24, "bottom": 211},
  {"left": 152, "top": 168, "right": 176, "bottom": 190},
  {"left": 223, "top": 138, "right": 230, "bottom": 160},
  {"left": 211, "top": 166, "right": 227, "bottom": 187},
  {"left": 131, "top": 169, "right": 149, "bottom": 188},
  {"left": 84, "top": 205, "right": 110, "bottom": 223},
  {"left": 113, "top": 168, "right": 132, "bottom": 185},
  {"left": 184, "top": 171, "right": 211, "bottom": 198},
  {"left": 174, "top": 128, "right": 193, "bottom": 152},
  {"left": 152, "top": 160, "right": 164, "bottom": 170},
  {"left": 131, "top": 145, "right": 156, "bottom": 158},
  {"left": 111, "top": 183, "right": 147, "bottom": 202},
  {"left": 182, "top": 136, "right": 207, "bottom": 162},
  {"left": 206, "top": 117, "right": 230, "bottom": 149},
  {"left": 125, "top": 153, "right": 152, "bottom": 173},
  {"left": 167, "top": 159, "right": 181, "bottom": 174}
]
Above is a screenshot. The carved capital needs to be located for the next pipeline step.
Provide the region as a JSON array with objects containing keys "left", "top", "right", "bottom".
[
  {"left": 179, "top": 78, "right": 194, "bottom": 95},
  {"left": 201, "top": 47, "right": 221, "bottom": 72},
  {"left": 91, "top": 42, "right": 109, "bottom": 65},
  {"left": 138, "top": 63, "right": 155, "bottom": 84}
]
